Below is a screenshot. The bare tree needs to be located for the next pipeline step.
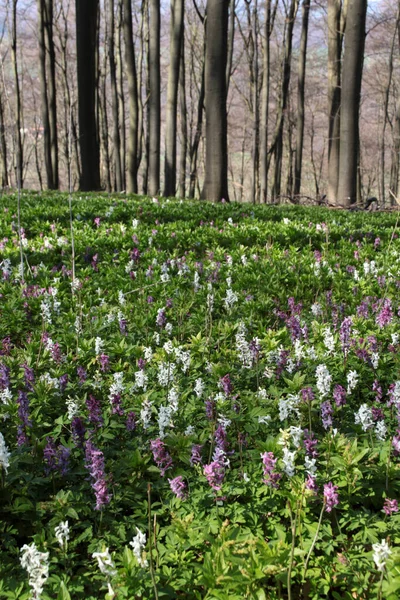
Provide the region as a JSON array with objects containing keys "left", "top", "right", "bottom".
[
  {"left": 202, "top": 0, "right": 230, "bottom": 202},
  {"left": 11, "top": 0, "right": 23, "bottom": 188},
  {"left": 164, "top": 0, "right": 184, "bottom": 197},
  {"left": 337, "top": 0, "right": 367, "bottom": 206},
  {"left": 76, "top": 0, "right": 101, "bottom": 191},
  {"left": 148, "top": 0, "right": 160, "bottom": 195},
  {"left": 123, "top": 0, "right": 139, "bottom": 193}
]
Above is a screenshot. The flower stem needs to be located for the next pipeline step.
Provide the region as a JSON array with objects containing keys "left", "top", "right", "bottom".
[
  {"left": 147, "top": 484, "right": 159, "bottom": 600},
  {"left": 303, "top": 501, "right": 325, "bottom": 584}
]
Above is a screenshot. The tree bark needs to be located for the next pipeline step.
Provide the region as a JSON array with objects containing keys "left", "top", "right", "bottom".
[
  {"left": 116, "top": 0, "right": 126, "bottom": 190},
  {"left": 294, "top": 0, "right": 310, "bottom": 197},
  {"left": 179, "top": 38, "right": 187, "bottom": 198},
  {"left": 327, "top": 0, "right": 347, "bottom": 204},
  {"left": 164, "top": 0, "right": 184, "bottom": 196},
  {"left": 148, "top": 0, "right": 160, "bottom": 195},
  {"left": 203, "top": 0, "right": 230, "bottom": 202},
  {"left": 0, "top": 89, "right": 8, "bottom": 188},
  {"left": 226, "top": 0, "right": 235, "bottom": 94},
  {"left": 123, "top": 0, "right": 139, "bottom": 193},
  {"left": 11, "top": 0, "right": 24, "bottom": 188},
  {"left": 109, "top": 0, "right": 123, "bottom": 191},
  {"left": 44, "top": 0, "right": 58, "bottom": 188},
  {"left": 37, "top": 0, "right": 53, "bottom": 189},
  {"left": 76, "top": 0, "right": 101, "bottom": 191},
  {"left": 337, "top": 0, "right": 367, "bottom": 206}
]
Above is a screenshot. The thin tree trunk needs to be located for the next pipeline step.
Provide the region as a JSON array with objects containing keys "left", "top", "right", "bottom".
[
  {"left": 380, "top": 7, "right": 399, "bottom": 205},
  {"left": 270, "top": 0, "right": 298, "bottom": 200},
  {"left": 116, "top": 0, "right": 126, "bottom": 190},
  {"left": 37, "top": 0, "right": 53, "bottom": 188},
  {"left": 226, "top": 0, "right": 235, "bottom": 94},
  {"left": 202, "top": 0, "right": 230, "bottom": 202},
  {"left": 260, "top": 0, "right": 272, "bottom": 203},
  {"left": 189, "top": 56, "right": 205, "bottom": 199},
  {"left": 251, "top": 0, "right": 260, "bottom": 204},
  {"left": 44, "top": 0, "right": 58, "bottom": 188},
  {"left": 164, "top": 0, "right": 184, "bottom": 197},
  {"left": 327, "top": 0, "right": 347, "bottom": 204},
  {"left": 390, "top": 100, "right": 400, "bottom": 200},
  {"left": 76, "top": 0, "right": 101, "bottom": 191},
  {"left": 109, "top": 0, "right": 123, "bottom": 191},
  {"left": 337, "top": 0, "right": 367, "bottom": 206},
  {"left": 0, "top": 89, "right": 8, "bottom": 187},
  {"left": 179, "top": 38, "right": 187, "bottom": 198},
  {"left": 11, "top": 0, "right": 23, "bottom": 188},
  {"left": 294, "top": 0, "right": 310, "bottom": 197},
  {"left": 123, "top": 0, "right": 139, "bottom": 193},
  {"left": 148, "top": 0, "right": 160, "bottom": 195}
]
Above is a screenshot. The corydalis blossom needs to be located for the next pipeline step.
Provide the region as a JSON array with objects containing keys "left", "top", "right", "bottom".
[
  {"left": 354, "top": 404, "right": 374, "bottom": 431},
  {"left": 85, "top": 441, "right": 111, "bottom": 510},
  {"left": 150, "top": 438, "right": 173, "bottom": 476},
  {"left": 130, "top": 528, "right": 148, "bottom": 567},
  {"left": 20, "top": 542, "right": 49, "bottom": 599},
  {"left": 168, "top": 475, "right": 187, "bottom": 499},
  {"left": 54, "top": 521, "right": 69, "bottom": 548},
  {"left": 323, "top": 482, "right": 339, "bottom": 512},
  {"left": 204, "top": 449, "right": 226, "bottom": 491},
  {"left": 261, "top": 451, "right": 281, "bottom": 488},
  {"left": 315, "top": 364, "right": 332, "bottom": 398},
  {"left": 0, "top": 432, "right": 11, "bottom": 472},
  {"left": 372, "top": 539, "right": 391, "bottom": 571}
]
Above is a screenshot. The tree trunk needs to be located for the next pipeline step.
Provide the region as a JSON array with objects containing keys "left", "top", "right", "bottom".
[
  {"left": 390, "top": 100, "right": 400, "bottom": 201},
  {"left": 251, "top": 0, "right": 260, "bottom": 204},
  {"left": 0, "top": 89, "right": 8, "bottom": 188},
  {"left": 123, "top": 0, "right": 139, "bottom": 193},
  {"left": 337, "top": 0, "right": 367, "bottom": 207},
  {"left": 327, "top": 0, "right": 347, "bottom": 204},
  {"left": 294, "top": 0, "right": 310, "bottom": 197},
  {"left": 260, "top": 0, "right": 272, "bottom": 203},
  {"left": 203, "top": 0, "right": 230, "bottom": 202},
  {"left": 37, "top": 0, "right": 53, "bottom": 189},
  {"left": 44, "top": 0, "right": 58, "bottom": 188},
  {"left": 189, "top": 50, "right": 205, "bottom": 199},
  {"left": 270, "top": 0, "right": 298, "bottom": 200},
  {"left": 226, "top": 0, "right": 235, "bottom": 94},
  {"left": 11, "top": 0, "right": 24, "bottom": 188},
  {"left": 148, "top": 0, "right": 160, "bottom": 196},
  {"left": 164, "top": 0, "right": 184, "bottom": 197},
  {"left": 76, "top": 0, "right": 101, "bottom": 191},
  {"left": 109, "top": 0, "right": 123, "bottom": 191},
  {"left": 179, "top": 39, "right": 187, "bottom": 198},
  {"left": 116, "top": 0, "right": 126, "bottom": 190}
]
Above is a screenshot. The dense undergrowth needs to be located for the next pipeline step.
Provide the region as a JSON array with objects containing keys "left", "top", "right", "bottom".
[{"left": 0, "top": 191, "right": 400, "bottom": 599}]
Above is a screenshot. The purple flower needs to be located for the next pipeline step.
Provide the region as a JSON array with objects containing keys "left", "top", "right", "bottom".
[
  {"left": 392, "top": 431, "right": 400, "bottom": 455},
  {"left": 119, "top": 318, "right": 128, "bottom": 336},
  {"left": 110, "top": 392, "right": 124, "bottom": 416},
  {"left": 339, "top": 317, "right": 352, "bottom": 354},
  {"left": 215, "top": 424, "right": 228, "bottom": 452},
  {"left": 376, "top": 299, "right": 393, "bottom": 328},
  {"left": 261, "top": 452, "right": 281, "bottom": 488},
  {"left": 99, "top": 353, "right": 110, "bottom": 372},
  {"left": 190, "top": 444, "right": 203, "bottom": 466},
  {"left": 333, "top": 384, "right": 347, "bottom": 407},
  {"left": 383, "top": 498, "right": 399, "bottom": 516},
  {"left": 156, "top": 308, "right": 167, "bottom": 328},
  {"left": 373, "top": 380, "right": 383, "bottom": 403},
  {"left": 305, "top": 475, "right": 318, "bottom": 493},
  {"left": 205, "top": 399, "right": 215, "bottom": 420},
  {"left": 204, "top": 460, "right": 225, "bottom": 491},
  {"left": 126, "top": 411, "right": 137, "bottom": 432},
  {"left": 374, "top": 237, "right": 381, "bottom": 249},
  {"left": 323, "top": 482, "right": 339, "bottom": 512},
  {"left": 150, "top": 438, "right": 173, "bottom": 476},
  {"left": 59, "top": 374, "right": 68, "bottom": 393},
  {"left": 301, "top": 387, "right": 314, "bottom": 403},
  {"left": 86, "top": 395, "right": 103, "bottom": 427},
  {"left": 23, "top": 364, "right": 35, "bottom": 390},
  {"left": 321, "top": 400, "right": 333, "bottom": 429},
  {"left": 137, "top": 358, "right": 146, "bottom": 370},
  {"left": 287, "top": 316, "right": 302, "bottom": 342},
  {"left": 220, "top": 375, "right": 233, "bottom": 397},
  {"left": 303, "top": 430, "right": 318, "bottom": 458},
  {"left": 0, "top": 363, "right": 10, "bottom": 389},
  {"left": 85, "top": 440, "right": 111, "bottom": 510},
  {"left": 44, "top": 437, "right": 70, "bottom": 476},
  {"left": 168, "top": 476, "right": 187, "bottom": 499},
  {"left": 77, "top": 366, "right": 87, "bottom": 384},
  {"left": 71, "top": 417, "right": 86, "bottom": 447},
  {"left": 17, "top": 391, "right": 31, "bottom": 429}
]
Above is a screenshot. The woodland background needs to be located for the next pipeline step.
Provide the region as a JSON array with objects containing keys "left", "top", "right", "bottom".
[{"left": 0, "top": 0, "right": 398, "bottom": 205}]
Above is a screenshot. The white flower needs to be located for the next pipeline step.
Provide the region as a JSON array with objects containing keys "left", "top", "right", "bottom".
[
  {"left": 311, "top": 303, "right": 322, "bottom": 316},
  {"left": 92, "top": 548, "right": 116, "bottom": 578},
  {"left": 224, "top": 288, "right": 238, "bottom": 310},
  {"left": 346, "top": 370, "right": 359, "bottom": 395},
  {"left": 158, "top": 405, "right": 172, "bottom": 439},
  {"left": 109, "top": 372, "right": 124, "bottom": 405},
  {"left": 354, "top": 404, "right": 374, "bottom": 431},
  {"left": 140, "top": 399, "right": 153, "bottom": 430},
  {"left": 194, "top": 378, "right": 205, "bottom": 398},
  {"left": 184, "top": 425, "right": 195, "bottom": 436},
  {"left": 258, "top": 415, "right": 271, "bottom": 425},
  {"left": 118, "top": 291, "right": 125, "bottom": 306},
  {"left": 235, "top": 322, "right": 252, "bottom": 368},
  {"left": 40, "top": 298, "right": 52, "bottom": 324},
  {"left": 130, "top": 528, "right": 148, "bottom": 567},
  {"left": 174, "top": 348, "right": 191, "bottom": 373},
  {"left": 153, "top": 332, "right": 160, "bottom": 346},
  {"left": 167, "top": 386, "right": 179, "bottom": 412},
  {"left": 20, "top": 542, "right": 49, "bottom": 599},
  {"left": 243, "top": 472, "right": 250, "bottom": 482},
  {"left": 132, "top": 218, "right": 139, "bottom": 229},
  {"left": 288, "top": 426, "right": 303, "bottom": 448},
  {"left": 282, "top": 447, "right": 296, "bottom": 477},
  {"left": 193, "top": 271, "right": 201, "bottom": 292},
  {"left": 54, "top": 521, "right": 70, "bottom": 548},
  {"left": 279, "top": 394, "right": 300, "bottom": 421},
  {"left": 257, "top": 388, "right": 267, "bottom": 400},
  {"left": 165, "top": 322, "right": 173, "bottom": 336},
  {"left": 143, "top": 346, "right": 153, "bottom": 362},
  {"left": 218, "top": 415, "right": 231, "bottom": 429},
  {"left": 163, "top": 341, "right": 174, "bottom": 355},
  {"left": 66, "top": 397, "right": 79, "bottom": 421},
  {"left": 315, "top": 364, "right": 331, "bottom": 398},
  {"left": 304, "top": 456, "right": 317, "bottom": 476},
  {"left": 95, "top": 337, "right": 104, "bottom": 355},
  {"left": 375, "top": 420, "right": 387, "bottom": 441},
  {"left": 323, "top": 327, "right": 335, "bottom": 354},
  {"left": 0, "top": 432, "right": 11, "bottom": 472},
  {"left": 157, "top": 362, "right": 176, "bottom": 387},
  {"left": 372, "top": 539, "right": 391, "bottom": 571},
  {"left": 391, "top": 333, "right": 399, "bottom": 345},
  {"left": 371, "top": 353, "right": 379, "bottom": 369},
  {"left": 134, "top": 370, "right": 148, "bottom": 392},
  {"left": 1, "top": 388, "right": 12, "bottom": 405},
  {"left": 207, "top": 292, "right": 214, "bottom": 313}
]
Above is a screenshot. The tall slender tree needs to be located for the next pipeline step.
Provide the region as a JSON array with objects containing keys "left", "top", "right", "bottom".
[
  {"left": 109, "top": 0, "right": 123, "bottom": 191},
  {"left": 337, "top": 0, "right": 367, "bottom": 206},
  {"left": 164, "top": 0, "right": 184, "bottom": 196},
  {"left": 76, "top": 0, "right": 101, "bottom": 191},
  {"left": 148, "top": 0, "right": 160, "bottom": 196},
  {"left": 11, "top": 0, "right": 23, "bottom": 188},
  {"left": 123, "top": 0, "right": 139, "bottom": 194},
  {"left": 44, "top": 0, "right": 58, "bottom": 188},
  {"left": 37, "top": 0, "right": 53, "bottom": 188},
  {"left": 202, "top": 0, "right": 230, "bottom": 202},
  {"left": 294, "top": 0, "right": 310, "bottom": 197}
]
